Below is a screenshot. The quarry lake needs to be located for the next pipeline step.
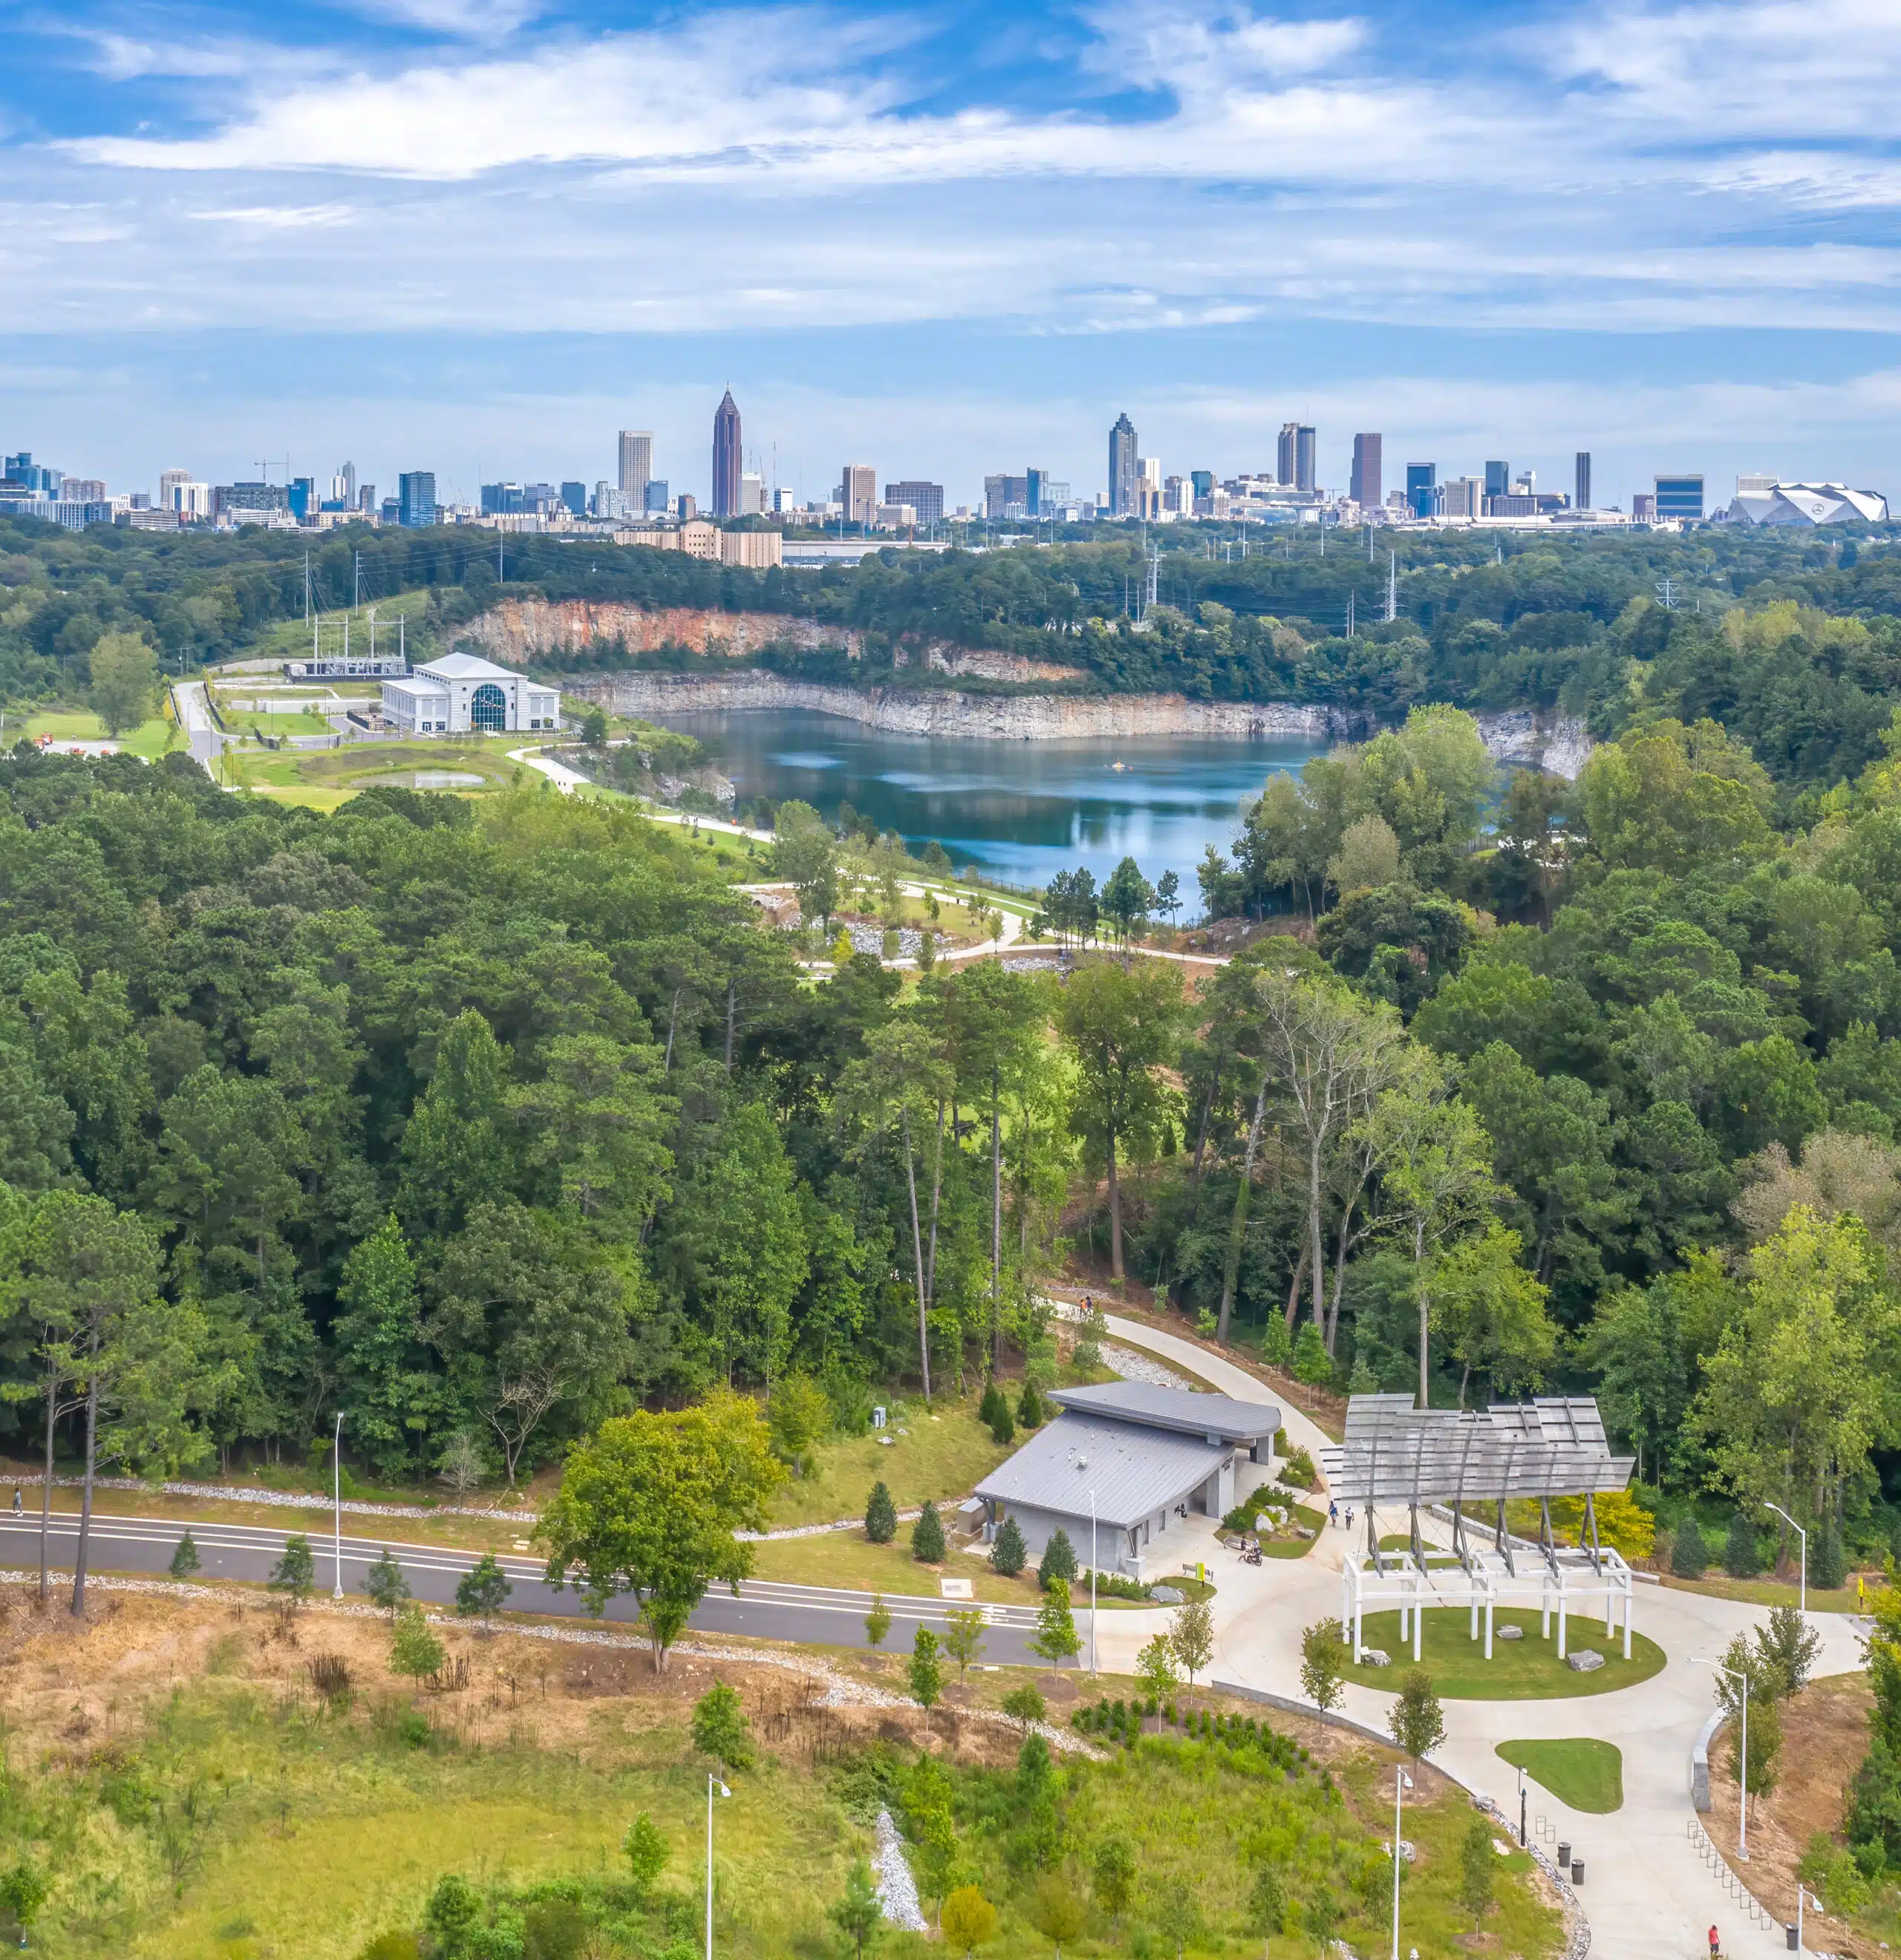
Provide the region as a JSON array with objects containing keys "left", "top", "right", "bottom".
[{"left": 652, "top": 708, "right": 1329, "bottom": 898}]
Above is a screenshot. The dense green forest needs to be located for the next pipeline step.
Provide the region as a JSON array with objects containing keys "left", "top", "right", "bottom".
[
  {"left": 6, "top": 514, "right": 1901, "bottom": 1573},
  {"left": 7, "top": 517, "right": 1901, "bottom": 811}
]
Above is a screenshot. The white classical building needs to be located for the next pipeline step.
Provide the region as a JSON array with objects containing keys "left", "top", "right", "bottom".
[{"left": 381, "top": 653, "right": 561, "bottom": 736}]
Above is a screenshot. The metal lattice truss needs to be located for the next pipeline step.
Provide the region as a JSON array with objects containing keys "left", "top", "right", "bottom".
[{"left": 1320, "top": 1395, "right": 1638, "bottom": 1666}]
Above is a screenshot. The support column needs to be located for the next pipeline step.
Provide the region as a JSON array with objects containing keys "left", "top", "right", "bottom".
[
  {"left": 1412, "top": 1576, "right": 1423, "bottom": 1663},
  {"left": 1484, "top": 1593, "right": 1494, "bottom": 1660},
  {"left": 1622, "top": 1580, "right": 1632, "bottom": 1661},
  {"left": 1541, "top": 1589, "right": 1551, "bottom": 1639},
  {"left": 1557, "top": 1584, "right": 1568, "bottom": 1661}
]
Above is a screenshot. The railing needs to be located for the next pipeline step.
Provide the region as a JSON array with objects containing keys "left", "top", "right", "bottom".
[{"left": 1686, "top": 1816, "right": 1780, "bottom": 1934}]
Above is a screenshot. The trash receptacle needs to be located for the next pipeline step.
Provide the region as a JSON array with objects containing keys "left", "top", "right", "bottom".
[
  {"left": 1556, "top": 1841, "right": 1571, "bottom": 1869},
  {"left": 1786, "top": 1924, "right": 1799, "bottom": 1950},
  {"left": 1571, "top": 1861, "right": 1584, "bottom": 1886}
]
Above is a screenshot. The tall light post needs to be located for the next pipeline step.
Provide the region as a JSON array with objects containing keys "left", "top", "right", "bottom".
[
  {"left": 1763, "top": 1503, "right": 1808, "bottom": 1614},
  {"left": 331, "top": 1409, "right": 348, "bottom": 1599},
  {"left": 705, "top": 1774, "right": 731, "bottom": 1960},
  {"left": 1516, "top": 1763, "right": 1527, "bottom": 1849},
  {"left": 1796, "top": 1882, "right": 1820, "bottom": 1952},
  {"left": 1692, "top": 1656, "right": 1750, "bottom": 1861},
  {"left": 1088, "top": 1486, "right": 1098, "bottom": 1676},
  {"left": 1389, "top": 1767, "right": 1413, "bottom": 1960}
]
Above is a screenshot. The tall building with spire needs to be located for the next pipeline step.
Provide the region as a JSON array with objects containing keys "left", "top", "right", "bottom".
[
  {"left": 1108, "top": 412, "right": 1138, "bottom": 517},
  {"left": 711, "top": 391, "right": 742, "bottom": 518}
]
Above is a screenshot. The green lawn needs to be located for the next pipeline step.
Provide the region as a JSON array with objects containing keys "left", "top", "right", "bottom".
[
  {"left": 1340, "top": 1608, "right": 1667, "bottom": 1699},
  {"left": 765, "top": 1389, "right": 1017, "bottom": 1529},
  {"left": 12, "top": 709, "right": 180, "bottom": 757},
  {"left": 229, "top": 709, "right": 339, "bottom": 738},
  {"left": 1260, "top": 1502, "right": 1327, "bottom": 1558},
  {"left": 227, "top": 738, "right": 527, "bottom": 800},
  {"left": 1495, "top": 1738, "right": 1625, "bottom": 1812},
  {"left": 1660, "top": 1572, "right": 1868, "bottom": 1614}
]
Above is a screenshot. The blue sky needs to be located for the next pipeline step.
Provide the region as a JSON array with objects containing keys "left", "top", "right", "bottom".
[{"left": 4, "top": 0, "right": 1901, "bottom": 509}]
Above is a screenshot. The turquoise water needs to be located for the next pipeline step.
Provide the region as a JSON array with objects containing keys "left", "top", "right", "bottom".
[{"left": 653, "top": 708, "right": 1327, "bottom": 903}]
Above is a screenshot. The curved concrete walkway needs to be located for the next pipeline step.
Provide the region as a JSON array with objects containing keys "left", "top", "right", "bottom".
[{"left": 1083, "top": 1308, "right": 1868, "bottom": 1960}]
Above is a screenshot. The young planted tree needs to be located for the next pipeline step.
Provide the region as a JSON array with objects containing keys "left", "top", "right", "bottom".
[
  {"left": 940, "top": 1887, "right": 997, "bottom": 1959},
  {"left": 623, "top": 1813, "right": 671, "bottom": 1898},
  {"left": 991, "top": 1516, "right": 1028, "bottom": 1578},
  {"left": 269, "top": 1534, "right": 316, "bottom": 1610},
  {"left": 691, "top": 1679, "right": 755, "bottom": 1771},
  {"left": 1137, "top": 1631, "right": 1180, "bottom": 1699},
  {"left": 909, "top": 1627, "right": 945, "bottom": 1730},
  {"left": 1298, "top": 1617, "right": 1349, "bottom": 1712},
  {"left": 1157, "top": 1879, "right": 1201, "bottom": 1960},
  {"left": 1055, "top": 958, "right": 1183, "bottom": 1281},
  {"left": 1389, "top": 1669, "right": 1446, "bottom": 1763},
  {"left": 1671, "top": 1516, "right": 1710, "bottom": 1578},
  {"left": 535, "top": 1391, "right": 783, "bottom": 1672},
  {"left": 390, "top": 1602, "right": 446, "bottom": 1682},
  {"left": 169, "top": 1532, "right": 201, "bottom": 1581},
  {"left": 1248, "top": 1865, "right": 1286, "bottom": 1952},
  {"left": 865, "top": 1593, "right": 893, "bottom": 1649},
  {"left": 1037, "top": 1528, "right": 1077, "bottom": 1590},
  {"left": 913, "top": 1500, "right": 947, "bottom": 1563},
  {"left": 1001, "top": 1683, "right": 1047, "bottom": 1734},
  {"left": 1030, "top": 1577, "right": 1082, "bottom": 1667},
  {"left": 365, "top": 1547, "right": 412, "bottom": 1616},
  {"left": 1170, "top": 1597, "right": 1215, "bottom": 1688},
  {"left": 1459, "top": 1814, "right": 1495, "bottom": 1921},
  {"left": 865, "top": 1480, "right": 898, "bottom": 1544},
  {"left": 1093, "top": 1838, "right": 1136, "bottom": 1929},
  {"left": 944, "top": 1606, "right": 986, "bottom": 1673},
  {"left": 454, "top": 1552, "right": 513, "bottom": 1621},
  {"left": 830, "top": 1854, "right": 885, "bottom": 1960},
  {"left": 1027, "top": 1876, "right": 1086, "bottom": 1960}
]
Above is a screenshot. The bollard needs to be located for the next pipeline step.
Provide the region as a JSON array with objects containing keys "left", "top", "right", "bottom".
[
  {"left": 1556, "top": 1841, "right": 1571, "bottom": 1869},
  {"left": 1571, "top": 1860, "right": 1583, "bottom": 1886}
]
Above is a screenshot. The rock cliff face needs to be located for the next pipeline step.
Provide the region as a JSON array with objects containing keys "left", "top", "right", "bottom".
[
  {"left": 567, "top": 670, "right": 1377, "bottom": 742},
  {"left": 464, "top": 598, "right": 859, "bottom": 663},
  {"left": 1471, "top": 710, "right": 1594, "bottom": 781}
]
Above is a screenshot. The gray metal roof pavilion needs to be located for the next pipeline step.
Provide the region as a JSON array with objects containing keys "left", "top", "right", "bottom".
[
  {"left": 974, "top": 1414, "right": 1232, "bottom": 1530},
  {"left": 1046, "top": 1381, "right": 1279, "bottom": 1445}
]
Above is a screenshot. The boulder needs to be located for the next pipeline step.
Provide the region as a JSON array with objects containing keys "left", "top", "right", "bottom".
[
  {"left": 1567, "top": 1648, "right": 1605, "bottom": 1673},
  {"left": 1497, "top": 1624, "right": 1525, "bottom": 1642},
  {"left": 1151, "top": 1585, "right": 1185, "bottom": 1604},
  {"left": 1362, "top": 1647, "right": 1392, "bottom": 1667}
]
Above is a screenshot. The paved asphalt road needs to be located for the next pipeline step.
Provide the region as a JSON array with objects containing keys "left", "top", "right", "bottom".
[{"left": 0, "top": 1512, "right": 1060, "bottom": 1665}]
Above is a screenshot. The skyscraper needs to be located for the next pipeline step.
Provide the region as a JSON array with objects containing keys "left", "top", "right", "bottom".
[
  {"left": 1276, "top": 423, "right": 1316, "bottom": 494},
  {"left": 1575, "top": 452, "right": 1591, "bottom": 512},
  {"left": 1405, "top": 463, "right": 1438, "bottom": 520},
  {"left": 397, "top": 471, "right": 437, "bottom": 529},
  {"left": 841, "top": 464, "right": 877, "bottom": 526},
  {"left": 1108, "top": 413, "right": 1138, "bottom": 517},
  {"left": 1350, "top": 435, "right": 1381, "bottom": 512},
  {"left": 711, "top": 393, "right": 741, "bottom": 518},
  {"left": 1484, "top": 460, "right": 1511, "bottom": 500},
  {"left": 339, "top": 460, "right": 356, "bottom": 507},
  {"left": 619, "top": 431, "right": 653, "bottom": 500}
]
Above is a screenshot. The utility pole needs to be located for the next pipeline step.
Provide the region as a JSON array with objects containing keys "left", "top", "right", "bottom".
[
  {"left": 1386, "top": 549, "right": 1398, "bottom": 622},
  {"left": 1346, "top": 590, "right": 1355, "bottom": 638}
]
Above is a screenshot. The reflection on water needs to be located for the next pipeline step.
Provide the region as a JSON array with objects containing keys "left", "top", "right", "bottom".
[{"left": 656, "top": 709, "right": 1327, "bottom": 904}]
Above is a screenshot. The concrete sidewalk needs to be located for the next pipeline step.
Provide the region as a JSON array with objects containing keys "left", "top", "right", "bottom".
[{"left": 1084, "top": 1310, "right": 1870, "bottom": 1960}]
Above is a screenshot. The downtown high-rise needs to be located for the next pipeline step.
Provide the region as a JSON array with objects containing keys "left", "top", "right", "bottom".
[{"left": 711, "top": 391, "right": 742, "bottom": 518}]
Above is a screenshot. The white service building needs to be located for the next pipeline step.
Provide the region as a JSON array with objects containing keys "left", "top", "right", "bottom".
[{"left": 381, "top": 652, "right": 561, "bottom": 736}]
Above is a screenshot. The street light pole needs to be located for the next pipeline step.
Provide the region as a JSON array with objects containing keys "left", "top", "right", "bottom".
[
  {"left": 1516, "top": 1765, "right": 1527, "bottom": 1849},
  {"left": 705, "top": 1774, "right": 730, "bottom": 1960},
  {"left": 1390, "top": 1768, "right": 1412, "bottom": 1960},
  {"left": 1763, "top": 1503, "right": 1808, "bottom": 1614},
  {"left": 1692, "top": 1657, "right": 1750, "bottom": 1861},
  {"left": 331, "top": 1409, "right": 347, "bottom": 1598},
  {"left": 1796, "top": 1883, "right": 1819, "bottom": 1952}
]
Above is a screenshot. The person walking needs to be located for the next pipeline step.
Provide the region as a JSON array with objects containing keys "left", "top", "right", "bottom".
[
  {"left": 1708, "top": 1925, "right": 1720, "bottom": 1960},
  {"left": 9, "top": 1486, "right": 19, "bottom": 1515},
  {"left": 1328, "top": 1500, "right": 1340, "bottom": 1529}
]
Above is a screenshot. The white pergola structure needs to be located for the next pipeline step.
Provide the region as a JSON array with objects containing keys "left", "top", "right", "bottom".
[{"left": 1320, "top": 1394, "right": 1637, "bottom": 1667}]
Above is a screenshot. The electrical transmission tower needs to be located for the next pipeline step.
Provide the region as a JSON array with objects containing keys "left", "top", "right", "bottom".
[
  {"left": 1656, "top": 576, "right": 1677, "bottom": 610},
  {"left": 1385, "top": 550, "right": 1398, "bottom": 622}
]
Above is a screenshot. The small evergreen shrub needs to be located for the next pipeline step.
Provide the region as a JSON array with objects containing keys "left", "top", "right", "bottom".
[
  {"left": 1723, "top": 1509, "right": 1761, "bottom": 1578},
  {"left": 911, "top": 1500, "right": 946, "bottom": 1564},
  {"left": 865, "top": 1480, "right": 898, "bottom": 1544},
  {"left": 1039, "top": 1528, "right": 1078, "bottom": 1590},
  {"left": 1670, "top": 1515, "right": 1709, "bottom": 1578},
  {"left": 991, "top": 1515, "right": 1028, "bottom": 1577}
]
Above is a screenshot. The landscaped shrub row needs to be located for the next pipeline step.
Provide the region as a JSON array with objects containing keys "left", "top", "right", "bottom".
[{"left": 1069, "top": 1698, "right": 1321, "bottom": 1779}]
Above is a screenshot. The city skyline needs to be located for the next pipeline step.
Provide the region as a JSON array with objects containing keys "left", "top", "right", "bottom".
[{"left": 4, "top": 1, "right": 1901, "bottom": 496}]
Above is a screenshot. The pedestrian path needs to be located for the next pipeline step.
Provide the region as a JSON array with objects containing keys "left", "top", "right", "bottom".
[{"left": 1078, "top": 1309, "right": 1870, "bottom": 1960}]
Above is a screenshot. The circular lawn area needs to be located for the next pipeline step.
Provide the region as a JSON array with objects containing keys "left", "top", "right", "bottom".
[{"left": 1340, "top": 1607, "right": 1666, "bottom": 1699}]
